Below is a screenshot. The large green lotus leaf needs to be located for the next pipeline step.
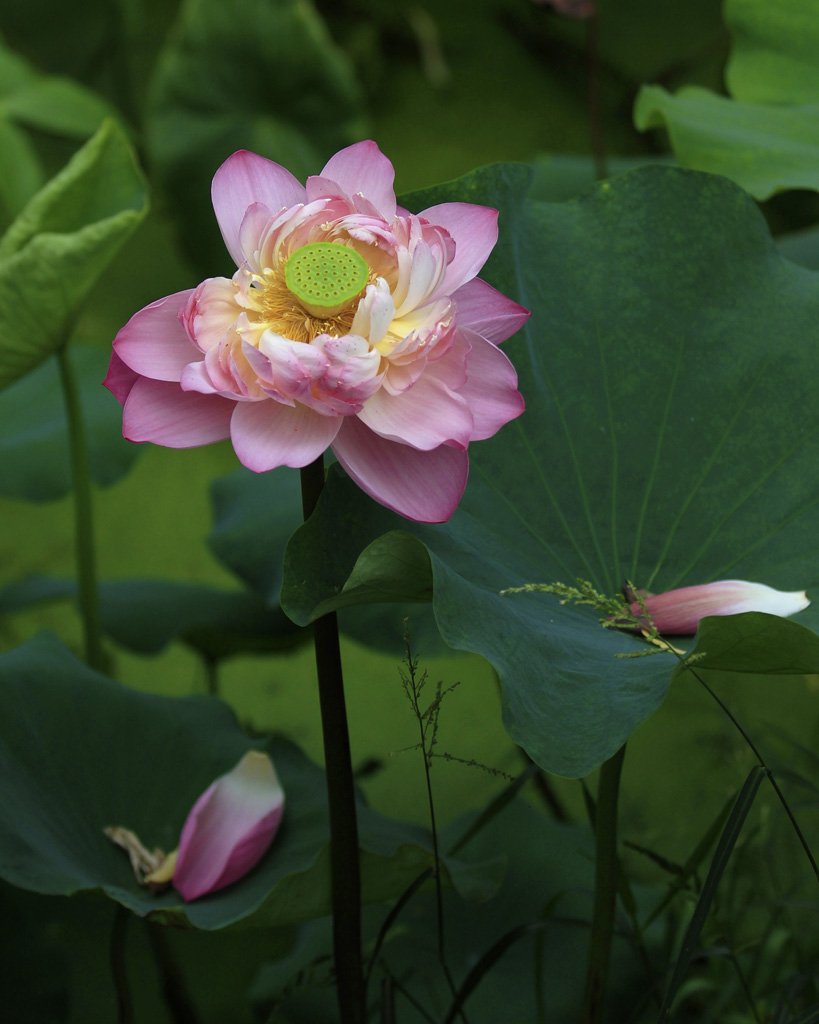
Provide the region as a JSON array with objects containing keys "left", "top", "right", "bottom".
[
  {"left": 633, "top": 86, "right": 819, "bottom": 200},
  {"left": 0, "top": 38, "right": 36, "bottom": 94},
  {"left": 0, "top": 346, "right": 141, "bottom": 500},
  {"left": 0, "top": 43, "right": 46, "bottom": 223},
  {"left": 0, "top": 883, "right": 69, "bottom": 1023},
  {"left": 0, "top": 77, "right": 119, "bottom": 140},
  {"left": 146, "top": 0, "right": 365, "bottom": 276},
  {"left": 0, "top": 120, "right": 147, "bottom": 391},
  {"left": 778, "top": 225, "right": 819, "bottom": 272},
  {"left": 633, "top": 0, "right": 819, "bottom": 198},
  {"left": 280, "top": 163, "right": 819, "bottom": 778},
  {"left": 359, "top": 803, "right": 645, "bottom": 1024},
  {"left": 260, "top": 801, "right": 651, "bottom": 1024},
  {"left": 0, "top": 118, "right": 43, "bottom": 226},
  {"left": 725, "top": 0, "right": 819, "bottom": 105},
  {"left": 209, "top": 467, "right": 303, "bottom": 607},
  {"left": 209, "top": 466, "right": 444, "bottom": 655},
  {"left": 0, "top": 633, "right": 492, "bottom": 929},
  {"left": 97, "top": 579, "right": 307, "bottom": 659},
  {"left": 672, "top": 613, "right": 819, "bottom": 680},
  {"left": 0, "top": 575, "right": 306, "bottom": 660},
  {"left": 283, "top": 489, "right": 431, "bottom": 628},
  {"left": 529, "top": 153, "right": 674, "bottom": 203},
  {"left": 0, "top": 575, "right": 74, "bottom": 616},
  {"left": 0, "top": 37, "right": 120, "bottom": 143}
]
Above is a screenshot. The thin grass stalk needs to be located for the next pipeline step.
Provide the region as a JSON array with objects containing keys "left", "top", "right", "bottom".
[
  {"left": 685, "top": 665, "right": 819, "bottom": 883},
  {"left": 443, "top": 921, "right": 548, "bottom": 1024},
  {"left": 382, "top": 966, "right": 437, "bottom": 1024},
  {"left": 656, "top": 765, "right": 767, "bottom": 1020},
  {"left": 401, "top": 628, "right": 467, "bottom": 1022},
  {"left": 447, "top": 761, "right": 541, "bottom": 857}
]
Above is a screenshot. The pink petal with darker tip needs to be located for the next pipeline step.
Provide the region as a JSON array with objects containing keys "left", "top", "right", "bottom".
[
  {"left": 230, "top": 399, "right": 342, "bottom": 472},
  {"left": 122, "top": 377, "right": 234, "bottom": 447},
  {"left": 174, "top": 751, "right": 285, "bottom": 902},
  {"left": 332, "top": 417, "right": 469, "bottom": 522},
  {"left": 318, "top": 140, "right": 396, "bottom": 222},
  {"left": 212, "top": 151, "right": 306, "bottom": 267},
  {"left": 452, "top": 278, "right": 531, "bottom": 345},
  {"left": 113, "top": 289, "right": 198, "bottom": 382},
  {"left": 418, "top": 202, "right": 499, "bottom": 297}
]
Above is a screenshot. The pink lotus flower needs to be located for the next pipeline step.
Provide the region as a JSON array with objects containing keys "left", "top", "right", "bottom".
[
  {"left": 106, "top": 141, "right": 528, "bottom": 522},
  {"left": 173, "top": 750, "right": 284, "bottom": 902},
  {"left": 622, "top": 580, "right": 810, "bottom": 636}
]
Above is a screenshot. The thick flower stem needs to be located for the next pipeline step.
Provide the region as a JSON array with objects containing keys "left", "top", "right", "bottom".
[
  {"left": 580, "top": 743, "right": 626, "bottom": 1024},
  {"left": 300, "top": 455, "right": 365, "bottom": 1024},
  {"left": 57, "top": 344, "right": 105, "bottom": 673}
]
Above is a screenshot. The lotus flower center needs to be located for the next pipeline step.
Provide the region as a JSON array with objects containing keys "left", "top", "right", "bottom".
[{"left": 284, "top": 242, "right": 369, "bottom": 319}]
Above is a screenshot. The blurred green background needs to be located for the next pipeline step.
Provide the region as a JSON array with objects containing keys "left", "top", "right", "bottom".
[{"left": 1, "top": 0, "right": 818, "bottom": 1020}]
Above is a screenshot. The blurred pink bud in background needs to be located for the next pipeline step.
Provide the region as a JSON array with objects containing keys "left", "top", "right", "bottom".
[{"left": 533, "top": 0, "right": 596, "bottom": 19}]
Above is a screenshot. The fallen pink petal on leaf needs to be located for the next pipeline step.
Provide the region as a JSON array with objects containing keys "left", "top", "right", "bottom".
[
  {"left": 622, "top": 580, "right": 810, "bottom": 636},
  {"left": 173, "top": 750, "right": 284, "bottom": 902},
  {"left": 106, "top": 141, "right": 529, "bottom": 522}
]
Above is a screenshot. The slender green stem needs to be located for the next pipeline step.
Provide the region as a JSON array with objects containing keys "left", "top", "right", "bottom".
[
  {"left": 380, "top": 966, "right": 437, "bottom": 1024},
  {"left": 364, "top": 867, "right": 433, "bottom": 992},
  {"left": 57, "top": 345, "right": 105, "bottom": 672},
  {"left": 203, "top": 656, "right": 220, "bottom": 697},
  {"left": 300, "top": 455, "right": 364, "bottom": 1024},
  {"left": 522, "top": 749, "right": 570, "bottom": 821},
  {"left": 443, "top": 921, "right": 548, "bottom": 1024},
  {"left": 586, "top": 7, "right": 608, "bottom": 182},
  {"left": 110, "top": 904, "right": 133, "bottom": 1024},
  {"left": 687, "top": 666, "right": 819, "bottom": 883},
  {"left": 581, "top": 743, "right": 627, "bottom": 1024},
  {"left": 145, "top": 922, "right": 202, "bottom": 1024},
  {"left": 379, "top": 976, "right": 396, "bottom": 1024}
]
